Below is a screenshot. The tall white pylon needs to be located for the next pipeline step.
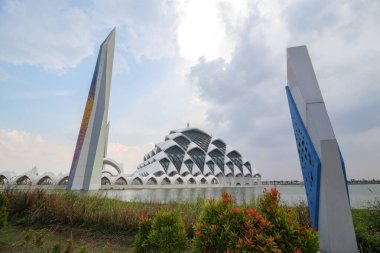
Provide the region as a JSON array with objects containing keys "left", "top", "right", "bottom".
[
  {"left": 67, "top": 28, "right": 115, "bottom": 190},
  {"left": 286, "top": 45, "right": 357, "bottom": 252}
]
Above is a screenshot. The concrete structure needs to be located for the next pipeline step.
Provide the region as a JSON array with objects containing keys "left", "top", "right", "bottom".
[
  {"left": 67, "top": 28, "right": 115, "bottom": 190},
  {"left": 129, "top": 127, "right": 261, "bottom": 186},
  {"left": 0, "top": 167, "right": 68, "bottom": 186},
  {"left": 286, "top": 45, "right": 357, "bottom": 252}
]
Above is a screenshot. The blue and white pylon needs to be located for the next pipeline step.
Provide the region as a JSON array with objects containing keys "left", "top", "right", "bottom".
[{"left": 286, "top": 46, "right": 357, "bottom": 252}]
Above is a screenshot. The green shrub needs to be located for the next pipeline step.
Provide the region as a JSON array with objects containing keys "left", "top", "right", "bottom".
[
  {"left": 134, "top": 211, "right": 188, "bottom": 253},
  {"left": 292, "top": 200, "right": 312, "bottom": 228},
  {"left": 193, "top": 192, "right": 278, "bottom": 252},
  {"left": 0, "top": 193, "right": 8, "bottom": 229},
  {"left": 193, "top": 189, "right": 319, "bottom": 253},
  {"left": 0, "top": 193, "right": 9, "bottom": 207},
  {"left": 353, "top": 200, "right": 380, "bottom": 252},
  {"left": 133, "top": 215, "right": 153, "bottom": 253},
  {"left": 51, "top": 243, "right": 63, "bottom": 253},
  {"left": 259, "top": 187, "right": 319, "bottom": 253},
  {"left": 0, "top": 206, "right": 7, "bottom": 229}
]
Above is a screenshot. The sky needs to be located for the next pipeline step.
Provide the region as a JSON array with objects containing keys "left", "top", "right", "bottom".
[{"left": 0, "top": 0, "right": 379, "bottom": 180}]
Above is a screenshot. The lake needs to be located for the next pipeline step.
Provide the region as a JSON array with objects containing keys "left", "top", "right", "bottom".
[{"left": 97, "top": 184, "right": 380, "bottom": 209}]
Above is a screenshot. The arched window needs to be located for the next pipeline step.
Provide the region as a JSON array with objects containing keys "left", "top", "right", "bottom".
[
  {"left": 184, "top": 159, "right": 194, "bottom": 174},
  {"left": 37, "top": 176, "right": 52, "bottom": 185},
  {"left": 188, "top": 148, "right": 205, "bottom": 172},
  {"left": 173, "top": 136, "right": 191, "bottom": 151},
  {"left": 206, "top": 161, "right": 215, "bottom": 174},
  {"left": 211, "top": 139, "right": 226, "bottom": 154},
  {"left": 175, "top": 178, "right": 184, "bottom": 184},
  {"left": 115, "top": 177, "right": 127, "bottom": 185},
  {"left": 58, "top": 176, "right": 68, "bottom": 185},
  {"left": 147, "top": 177, "right": 158, "bottom": 185},
  {"left": 244, "top": 162, "right": 252, "bottom": 174},
  {"left": 159, "top": 158, "right": 170, "bottom": 173},
  {"left": 227, "top": 151, "right": 243, "bottom": 174},
  {"left": 182, "top": 130, "right": 211, "bottom": 152},
  {"left": 101, "top": 177, "right": 111, "bottom": 185},
  {"left": 209, "top": 149, "right": 225, "bottom": 171},
  {"left": 16, "top": 176, "right": 31, "bottom": 185},
  {"left": 0, "top": 175, "right": 8, "bottom": 185},
  {"left": 164, "top": 146, "right": 185, "bottom": 171},
  {"left": 161, "top": 177, "right": 171, "bottom": 185},
  {"left": 132, "top": 177, "right": 143, "bottom": 185}
]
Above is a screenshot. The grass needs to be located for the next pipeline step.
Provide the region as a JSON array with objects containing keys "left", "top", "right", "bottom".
[
  {"left": 352, "top": 200, "right": 380, "bottom": 252},
  {"left": 0, "top": 224, "right": 132, "bottom": 252},
  {"left": 1, "top": 188, "right": 379, "bottom": 252},
  {"left": 3, "top": 188, "right": 205, "bottom": 236}
]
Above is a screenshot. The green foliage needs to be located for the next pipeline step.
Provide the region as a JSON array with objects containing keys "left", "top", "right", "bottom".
[
  {"left": 78, "top": 245, "right": 88, "bottom": 253},
  {"left": 15, "top": 228, "right": 91, "bottom": 253},
  {"left": 193, "top": 189, "right": 319, "bottom": 253},
  {"left": 147, "top": 211, "right": 188, "bottom": 252},
  {"left": 259, "top": 187, "right": 319, "bottom": 253},
  {"left": 0, "top": 193, "right": 8, "bottom": 230},
  {"left": 0, "top": 206, "right": 7, "bottom": 230},
  {"left": 134, "top": 211, "right": 188, "bottom": 253},
  {"left": 51, "top": 243, "right": 63, "bottom": 253},
  {"left": 0, "top": 193, "right": 9, "bottom": 207},
  {"left": 64, "top": 235, "right": 74, "bottom": 253},
  {"left": 291, "top": 200, "right": 312, "bottom": 228},
  {"left": 133, "top": 215, "right": 152, "bottom": 253},
  {"left": 193, "top": 192, "right": 278, "bottom": 252},
  {"left": 352, "top": 200, "right": 380, "bottom": 252},
  {"left": 2, "top": 189, "right": 198, "bottom": 235}
]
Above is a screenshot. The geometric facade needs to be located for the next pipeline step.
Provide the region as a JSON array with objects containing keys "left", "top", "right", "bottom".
[
  {"left": 286, "top": 45, "right": 357, "bottom": 252},
  {"left": 130, "top": 127, "right": 261, "bottom": 186},
  {"left": 66, "top": 28, "right": 115, "bottom": 190}
]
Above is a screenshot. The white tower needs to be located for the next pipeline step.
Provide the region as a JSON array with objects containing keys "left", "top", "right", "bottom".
[
  {"left": 67, "top": 29, "right": 115, "bottom": 190},
  {"left": 286, "top": 45, "right": 357, "bottom": 252}
]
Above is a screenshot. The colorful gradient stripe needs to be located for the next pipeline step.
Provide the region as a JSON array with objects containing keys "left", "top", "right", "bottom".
[{"left": 68, "top": 54, "right": 100, "bottom": 179}]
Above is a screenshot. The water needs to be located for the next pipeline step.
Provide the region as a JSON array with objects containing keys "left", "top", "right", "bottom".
[{"left": 96, "top": 184, "right": 380, "bottom": 209}]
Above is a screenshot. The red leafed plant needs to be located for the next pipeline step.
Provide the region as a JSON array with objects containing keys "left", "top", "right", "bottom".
[{"left": 193, "top": 187, "right": 319, "bottom": 253}]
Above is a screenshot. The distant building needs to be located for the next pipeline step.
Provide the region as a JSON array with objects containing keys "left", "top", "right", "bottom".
[{"left": 108, "top": 127, "right": 261, "bottom": 186}]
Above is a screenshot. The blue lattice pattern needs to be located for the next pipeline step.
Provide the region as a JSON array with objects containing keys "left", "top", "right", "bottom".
[{"left": 286, "top": 86, "right": 321, "bottom": 229}]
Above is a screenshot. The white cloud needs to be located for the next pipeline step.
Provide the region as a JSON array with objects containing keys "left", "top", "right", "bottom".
[
  {"left": 176, "top": 0, "right": 250, "bottom": 62},
  {"left": 0, "top": 0, "right": 180, "bottom": 72},
  {"left": 188, "top": 0, "right": 380, "bottom": 180},
  {"left": 0, "top": 129, "right": 72, "bottom": 174},
  {"left": 107, "top": 142, "right": 154, "bottom": 174},
  {"left": 0, "top": 0, "right": 96, "bottom": 71}
]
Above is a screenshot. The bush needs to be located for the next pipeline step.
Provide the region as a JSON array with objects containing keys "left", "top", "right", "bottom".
[
  {"left": 134, "top": 211, "right": 188, "bottom": 253},
  {"left": 352, "top": 200, "right": 380, "bottom": 252},
  {"left": 292, "top": 200, "right": 312, "bottom": 228},
  {"left": 193, "top": 189, "right": 319, "bottom": 253},
  {"left": 193, "top": 192, "right": 278, "bottom": 252},
  {"left": 0, "top": 193, "right": 9, "bottom": 207},
  {"left": 0, "top": 193, "right": 8, "bottom": 229},
  {"left": 133, "top": 215, "right": 153, "bottom": 253},
  {"left": 259, "top": 187, "right": 319, "bottom": 253}
]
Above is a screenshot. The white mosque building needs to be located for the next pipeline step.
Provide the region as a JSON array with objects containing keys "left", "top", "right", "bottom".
[
  {"left": 100, "top": 127, "right": 261, "bottom": 186},
  {"left": 0, "top": 127, "right": 261, "bottom": 187}
]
